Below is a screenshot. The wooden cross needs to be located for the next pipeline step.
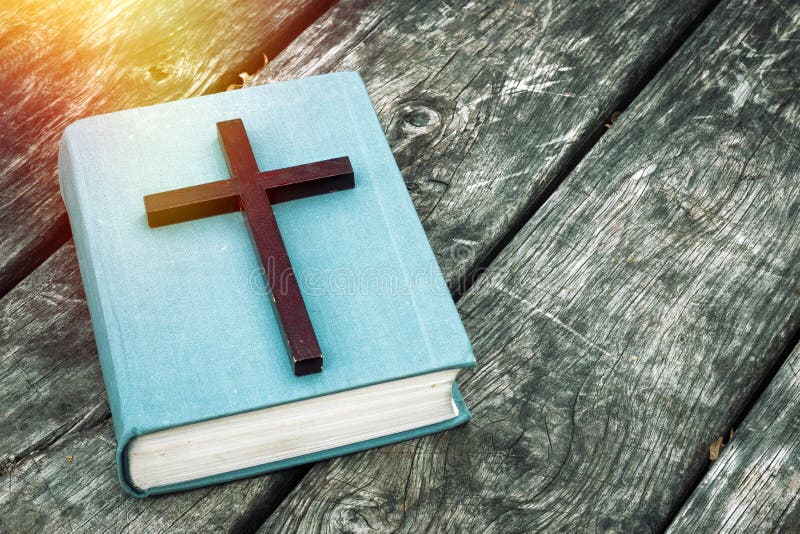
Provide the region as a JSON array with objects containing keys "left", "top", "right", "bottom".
[{"left": 144, "top": 119, "right": 354, "bottom": 376}]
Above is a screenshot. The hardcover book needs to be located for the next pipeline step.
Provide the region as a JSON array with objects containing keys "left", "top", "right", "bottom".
[{"left": 58, "top": 72, "right": 475, "bottom": 497}]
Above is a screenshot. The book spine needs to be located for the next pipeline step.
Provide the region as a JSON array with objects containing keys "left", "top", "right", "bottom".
[{"left": 58, "top": 127, "right": 128, "bottom": 441}]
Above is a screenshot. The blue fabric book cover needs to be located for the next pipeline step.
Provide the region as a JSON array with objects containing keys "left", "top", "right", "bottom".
[{"left": 58, "top": 72, "right": 475, "bottom": 497}]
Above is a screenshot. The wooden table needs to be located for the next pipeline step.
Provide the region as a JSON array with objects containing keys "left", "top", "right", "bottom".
[{"left": 2, "top": 0, "right": 799, "bottom": 531}]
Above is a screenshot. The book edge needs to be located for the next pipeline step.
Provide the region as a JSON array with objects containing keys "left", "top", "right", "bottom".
[
  {"left": 345, "top": 72, "right": 477, "bottom": 372},
  {"left": 117, "top": 382, "right": 472, "bottom": 497},
  {"left": 58, "top": 129, "right": 129, "bottom": 439}
]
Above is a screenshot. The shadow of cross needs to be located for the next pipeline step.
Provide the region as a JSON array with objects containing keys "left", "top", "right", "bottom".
[{"left": 144, "top": 119, "right": 354, "bottom": 376}]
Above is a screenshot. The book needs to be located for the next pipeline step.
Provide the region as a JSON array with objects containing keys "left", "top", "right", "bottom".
[{"left": 58, "top": 71, "right": 476, "bottom": 497}]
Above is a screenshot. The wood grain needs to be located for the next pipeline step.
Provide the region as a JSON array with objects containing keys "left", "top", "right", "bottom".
[
  {"left": 0, "top": 0, "right": 333, "bottom": 297},
  {"left": 257, "top": 0, "right": 800, "bottom": 530},
  {"left": 0, "top": 422, "right": 304, "bottom": 532},
  {"left": 668, "top": 343, "right": 800, "bottom": 532},
  {"left": 0, "top": 243, "right": 103, "bottom": 473},
  {"left": 247, "top": 0, "right": 718, "bottom": 294}
]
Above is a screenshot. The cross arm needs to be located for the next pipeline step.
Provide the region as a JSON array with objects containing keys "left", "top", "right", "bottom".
[
  {"left": 145, "top": 157, "right": 354, "bottom": 228},
  {"left": 144, "top": 179, "right": 239, "bottom": 227},
  {"left": 259, "top": 156, "right": 354, "bottom": 204}
]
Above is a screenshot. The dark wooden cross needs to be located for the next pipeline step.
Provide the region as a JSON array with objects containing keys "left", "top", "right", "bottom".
[{"left": 144, "top": 118, "right": 354, "bottom": 376}]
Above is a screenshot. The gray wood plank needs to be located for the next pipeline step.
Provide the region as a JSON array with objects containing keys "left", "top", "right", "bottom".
[
  {"left": 0, "top": 0, "right": 333, "bottom": 297},
  {"left": 248, "top": 0, "right": 717, "bottom": 292},
  {"left": 0, "top": 0, "right": 721, "bottom": 528},
  {"left": 257, "top": 0, "right": 800, "bottom": 531},
  {"left": 0, "top": 243, "right": 104, "bottom": 472},
  {"left": 668, "top": 343, "right": 800, "bottom": 532},
  {"left": 0, "top": 422, "right": 303, "bottom": 532}
]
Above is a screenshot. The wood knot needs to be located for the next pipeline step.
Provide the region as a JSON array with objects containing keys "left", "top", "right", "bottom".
[
  {"left": 147, "top": 65, "right": 170, "bottom": 82},
  {"left": 397, "top": 101, "right": 443, "bottom": 136},
  {"left": 387, "top": 96, "right": 450, "bottom": 172}
]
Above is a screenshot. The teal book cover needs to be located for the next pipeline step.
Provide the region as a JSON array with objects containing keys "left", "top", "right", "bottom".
[{"left": 58, "top": 72, "right": 475, "bottom": 497}]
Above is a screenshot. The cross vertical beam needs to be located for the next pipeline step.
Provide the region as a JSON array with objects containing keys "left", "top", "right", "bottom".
[{"left": 217, "top": 120, "right": 323, "bottom": 376}]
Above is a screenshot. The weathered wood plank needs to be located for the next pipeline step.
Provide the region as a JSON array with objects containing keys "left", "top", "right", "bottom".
[
  {"left": 668, "top": 343, "right": 800, "bottom": 532},
  {"left": 0, "top": 0, "right": 333, "bottom": 297},
  {"left": 248, "top": 0, "right": 717, "bottom": 293},
  {"left": 0, "top": 243, "right": 104, "bottom": 472},
  {"left": 0, "top": 422, "right": 304, "bottom": 532},
  {"left": 257, "top": 0, "right": 800, "bottom": 531}
]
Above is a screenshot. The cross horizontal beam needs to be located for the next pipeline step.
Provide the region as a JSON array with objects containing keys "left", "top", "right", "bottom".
[{"left": 144, "top": 156, "right": 354, "bottom": 227}]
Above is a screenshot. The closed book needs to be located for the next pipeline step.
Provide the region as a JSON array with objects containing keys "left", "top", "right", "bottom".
[{"left": 58, "top": 72, "right": 475, "bottom": 497}]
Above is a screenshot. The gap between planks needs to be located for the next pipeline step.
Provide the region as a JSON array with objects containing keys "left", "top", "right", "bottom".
[
  {"left": 449, "top": 0, "right": 725, "bottom": 302},
  {"left": 665, "top": 316, "right": 800, "bottom": 529}
]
